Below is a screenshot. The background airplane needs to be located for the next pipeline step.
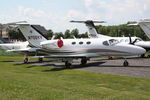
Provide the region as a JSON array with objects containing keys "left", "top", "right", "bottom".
[
  {"left": 70, "top": 20, "right": 150, "bottom": 58},
  {"left": 0, "top": 21, "right": 48, "bottom": 63}
]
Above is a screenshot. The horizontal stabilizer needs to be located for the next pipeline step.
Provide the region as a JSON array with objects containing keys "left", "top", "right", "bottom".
[
  {"left": 6, "top": 21, "right": 28, "bottom": 25},
  {"left": 70, "top": 20, "right": 106, "bottom": 23}
]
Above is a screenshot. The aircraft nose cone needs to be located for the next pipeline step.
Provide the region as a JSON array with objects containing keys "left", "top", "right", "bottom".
[
  {"left": 119, "top": 44, "right": 146, "bottom": 55},
  {"left": 133, "top": 46, "right": 146, "bottom": 55},
  {"left": 138, "top": 47, "right": 146, "bottom": 54}
]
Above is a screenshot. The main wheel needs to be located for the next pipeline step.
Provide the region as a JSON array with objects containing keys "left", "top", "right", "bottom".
[
  {"left": 123, "top": 60, "right": 129, "bottom": 66},
  {"left": 108, "top": 56, "right": 113, "bottom": 60},
  {"left": 38, "top": 58, "right": 43, "bottom": 63},
  {"left": 65, "top": 61, "right": 72, "bottom": 69},
  {"left": 81, "top": 58, "right": 87, "bottom": 65},
  {"left": 24, "top": 58, "right": 28, "bottom": 64},
  {"left": 140, "top": 54, "right": 145, "bottom": 58}
]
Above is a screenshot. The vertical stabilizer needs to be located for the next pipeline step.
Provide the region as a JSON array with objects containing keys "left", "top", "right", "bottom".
[
  {"left": 70, "top": 20, "right": 109, "bottom": 38},
  {"left": 18, "top": 24, "right": 47, "bottom": 47},
  {"left": 139, "top": 21, "right": 150, "bottom": 39}
]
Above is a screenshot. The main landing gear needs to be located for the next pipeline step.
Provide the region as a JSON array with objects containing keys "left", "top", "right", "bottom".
[
  {"left": 23, "top": 56, "right": 43, "bottom": 64},
  {"left": 24, "top": 56, "right": 29, "bottom": 64},
  {"left": 123, "top": 59, "right": 129, "bottom": 66},
  {"left": 65, "top": 61, "right": 72, "bottom": 69},
  {"left": 81, "top": 58, "right": 88, "bottom": 65},
  {"left": 38, "top": 58, "right": 43, "bottom": 63},
  {"left": 64, "top": 58, "right": 89, "bottom": 69}
]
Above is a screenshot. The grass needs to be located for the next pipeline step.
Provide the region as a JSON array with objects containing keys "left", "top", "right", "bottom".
[
  {"left": 0, "top": 50, "right": 21, "bottom": 56},
  {"left": 0, "top": 56, "right": 150, "bottom": 100}
]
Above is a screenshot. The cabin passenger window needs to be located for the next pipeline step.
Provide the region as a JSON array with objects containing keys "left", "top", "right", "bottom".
[
  {"left": 79, "top": 41, "right": 83, "bottom": 45},
  {"left": 72, "top": 42, "right": 76, "bottom": 45},
  {"left": 87, "top": 41, "right": 91, "bottom": 45},
  {"left": 125, "top": 39, "right": 129, "bottom": 42},
  {"left": 120, "top": 39, "right": 124, "bottom": 43}
]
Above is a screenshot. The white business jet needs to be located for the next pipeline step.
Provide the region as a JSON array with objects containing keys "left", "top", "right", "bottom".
[
  {"left": 14, "top": 22, "right": 146, "bottom": 68},
  {"left": 70, "top": 20, "right": 150, "bottom": 57}
]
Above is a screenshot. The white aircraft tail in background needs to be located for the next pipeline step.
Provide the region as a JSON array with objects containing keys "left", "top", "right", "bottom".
[
  {"left": 70, "top": 20, "right": 109, "bottom": 38},
  {"left": 138, "top": 20, "right": 150, "bottom": 39}
]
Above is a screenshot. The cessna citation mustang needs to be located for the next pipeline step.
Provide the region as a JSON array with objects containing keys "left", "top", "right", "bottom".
[
  {"left": 70, "top": 20, "right": 150, "bottom": 57},
  {"left": 13, "top": 23, "right": 145, "bottom": 68}
]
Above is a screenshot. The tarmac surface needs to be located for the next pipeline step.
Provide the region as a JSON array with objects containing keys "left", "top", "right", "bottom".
[{"left": 17, "top": 57, "right": 150, "bottom": 78}]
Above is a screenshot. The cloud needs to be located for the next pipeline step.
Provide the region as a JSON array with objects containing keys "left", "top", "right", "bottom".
[
  {"left": 82, "top": 0, "right": 150, "bottom": 24},
  {"left": 0, "top": 0, "right": 150, "bottom": 33}
]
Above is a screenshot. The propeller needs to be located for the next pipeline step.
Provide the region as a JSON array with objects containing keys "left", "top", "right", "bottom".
[
  {"left": 129, "top": 34, "right": 138, "bottom": 45},
  {"left": 129, "top": 34, "right": 132, "bottom": 44}
]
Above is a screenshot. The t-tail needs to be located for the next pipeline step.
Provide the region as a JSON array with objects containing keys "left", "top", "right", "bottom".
[
  {"left": 70, "top": 20, "right": 109, "bottom": 38},
  {"left": 18, "top": 24, "right": 48, "bottom": 48},
  {"left": 138, "top": 21, "right": 150, "bottom": 39}
]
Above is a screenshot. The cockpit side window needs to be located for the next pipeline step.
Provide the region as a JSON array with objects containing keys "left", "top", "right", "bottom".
[
  {"left": 103, "top": 39, "right": 119, "bottom": 46},
  {"left": 103, "top": 41, "right": 109, "bottom": 46},
  {"left": 136, "top": 38, "right": 142, "bottom": 42},
  {"left": 109, "top": 39, "right": 119, "bottom": 46}
]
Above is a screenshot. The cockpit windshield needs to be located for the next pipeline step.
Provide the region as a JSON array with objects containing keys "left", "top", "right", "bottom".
[
  {"left": 136, "top": 38, "right": 143, "bottom": 42},
  {"left": 103, "top": 39, "right": 120, "bottom": 46}
]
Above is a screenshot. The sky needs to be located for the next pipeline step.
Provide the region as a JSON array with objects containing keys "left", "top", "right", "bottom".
[{"left": 0, "top": 0, "right": 150, "bottom": 33}]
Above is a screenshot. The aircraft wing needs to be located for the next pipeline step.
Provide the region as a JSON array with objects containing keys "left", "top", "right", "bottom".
[
  {"left": 7, "top": 48, "right": 39, "bottom": 52},
  {"left": 34, "top": 53, "right": 102, "bottom": 58}
]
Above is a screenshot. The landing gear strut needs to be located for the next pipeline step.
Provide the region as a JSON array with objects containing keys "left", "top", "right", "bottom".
[
  {"left": 81, "top": 58, "right": 88, "bottom": 65},
  {"left": 65, "top": 61, "right": 72, "bottom": 69},
  {"left": 24, "top": 56, "right": 29, "bottom": 64},
  {"left": 38, "top": 58, "right": 43, "bottom": 63},
  {"left": 140, "top": 54, "right": 145, "bottom": 58},
  {"left": 123, "top": 60, "right": 129, "bottom": 66}
]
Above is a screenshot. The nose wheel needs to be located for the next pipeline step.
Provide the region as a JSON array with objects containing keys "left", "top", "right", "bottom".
[{"left": 123, "top": 60, "right": 129, "bottom": 66}]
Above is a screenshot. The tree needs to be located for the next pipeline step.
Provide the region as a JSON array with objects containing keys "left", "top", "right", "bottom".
[
  {"left": 64, "top": 29, "right": 71, "bottom": 39},
  {"left": 54, "top": 32, "right": 64, "bottom": 39},
  {"left": 70, "top": 28, "right": 79, "bottom": 38},
  {"left": 46, "top": 29, "right": 53, "bottom": 39},
  {"left": 8, "top": 30, "right": 26, "bottom": 41}
]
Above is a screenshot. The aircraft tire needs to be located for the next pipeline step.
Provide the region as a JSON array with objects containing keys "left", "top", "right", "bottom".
[
  {"left": 24, "top": 58, "right": 28, "bottom": 64},
  {"left": 81, "top": 58, "right": 87, "bottom": 65},
  {"left": 123, "top": 60, "right": 129, "bottom": 67},
  {"left": 39, "top": 58, "right": 43, "bottom": 63},
  {"left": 140, "top": 54, "right": 145, "bottom": 58},
  {"left": 65, "top": 61, "right": 72, "bottom": 69}
]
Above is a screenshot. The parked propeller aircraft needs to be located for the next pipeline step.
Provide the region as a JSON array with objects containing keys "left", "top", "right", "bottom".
[
  {"left": 8, "top": 22, "right": 145, "bottom": 68},
  {"left": 70, "top": 20, "right": 150, "bottom": 57}
]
